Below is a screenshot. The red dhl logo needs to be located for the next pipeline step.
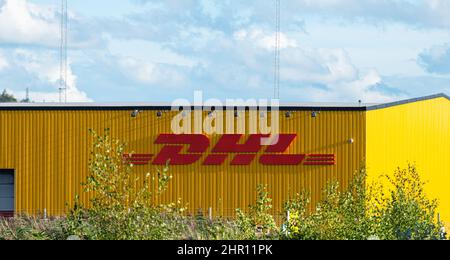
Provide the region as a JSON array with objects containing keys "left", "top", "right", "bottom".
[{"left": 123, "top": 134, "right": 336, "bottom": 166}]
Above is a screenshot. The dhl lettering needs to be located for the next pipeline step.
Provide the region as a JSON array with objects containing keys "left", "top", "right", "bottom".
[{"left": 124, "top": 134, "right": 336, "bottom": 166}]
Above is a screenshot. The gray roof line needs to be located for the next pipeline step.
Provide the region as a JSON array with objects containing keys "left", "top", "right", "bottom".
[{"left": 366, "top": 93, "right": 449, "bottom": 111}]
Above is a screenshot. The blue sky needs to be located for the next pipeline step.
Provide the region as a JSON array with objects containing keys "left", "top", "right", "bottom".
[{"left": 0, "top": 0, "right": 449, "bottom": 103}]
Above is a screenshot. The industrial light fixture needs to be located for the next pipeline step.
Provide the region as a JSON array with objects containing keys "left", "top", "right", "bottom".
[
  {"left": 131, "top": 109, "right": 141, "bottom": 118},
  {"left": 348, "top": 138, "right": 355, "bottom": 144},
  {"left": 311, "top": 111, "right": 319, "bottom": 118},
  {"left": 156, "top": 111, "right": 163, "bottom": 118},
  {"left": 285, "top": 111, "right": 292, "bottom": 118},
  {"left": 207, "top": 106, "right": 216, "bottom": 118}
]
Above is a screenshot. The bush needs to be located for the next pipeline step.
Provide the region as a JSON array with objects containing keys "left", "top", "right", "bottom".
[
  {"left": 284, "top": 167, "right": 372, "bottom": 240},
  {"left": 236, "top": 184, "right": 278, "bottom": 239},
  {"left": 62, "top": 129, "right": 255, "bottom": 240},
  {"left": 284, "top": 165, "right": 446, "bottom": 240},
  {"left": 64, "top": 129, "right": 188, "bottom": 240},
  {"left": 370, "top": 165, "right": 445, "bottom": 240}
]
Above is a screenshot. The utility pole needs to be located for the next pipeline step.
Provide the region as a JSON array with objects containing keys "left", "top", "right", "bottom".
[{"left": 59, "top": 0, "right": 68, "bottom": 103}]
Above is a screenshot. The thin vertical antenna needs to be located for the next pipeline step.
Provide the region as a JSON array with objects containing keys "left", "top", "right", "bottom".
[
  {"left": 59, "top": 0, "right": 62, "bottom": 102},
  {"left": 59, "top": 0, "right": 68, "bottom": 103},
  {"left": 65, "top": 0, "right": 68, "bottom": 103},
  {"left": 273, "top": 0, "right": 281, "bottom": 100}
]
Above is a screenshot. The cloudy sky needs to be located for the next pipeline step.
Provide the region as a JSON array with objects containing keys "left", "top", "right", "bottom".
[{"left": 0, "top": 0, "right": 449, "bottom": 103}]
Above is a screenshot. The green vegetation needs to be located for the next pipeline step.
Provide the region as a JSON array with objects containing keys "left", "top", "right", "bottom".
[
  {"left": 0, "top": 89, "right": 32, "bottom": 103},
  {"left": 0, "top": 90, "right": 17, "bottom": 103},
  {"left": 284, "top": 166, "right": 445, "bottom": 240},
  {"left": 0, "top": 131, "right": 446, "bottom": 240},
  {"left": 63, "top": 129, "right": 252, "bottom": 240},
  {"left": 236, "top": 185, "right": 278, "bottom": 239},
  {"left": 0, "top": 216, "right": 66, "bottom": 240}
]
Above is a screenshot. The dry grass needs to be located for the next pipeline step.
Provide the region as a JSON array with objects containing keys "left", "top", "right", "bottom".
[{"left": 0, "top": 216, "right": 66, "bottom": 240}]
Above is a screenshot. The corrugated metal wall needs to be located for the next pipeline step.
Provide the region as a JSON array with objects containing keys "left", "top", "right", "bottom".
[
  {"left": 366, "top": 97, "right": 450, "bottom": 224},
  {"left": 0, "top": 109, "right": 366, "bottom": 217}
]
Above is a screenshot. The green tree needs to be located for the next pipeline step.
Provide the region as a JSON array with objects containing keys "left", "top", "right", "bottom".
[
  {"left": 64, "top": 129, "right": 187, "bottom": 240},
  {"left": 236, "top": 185, "right": 277, "bottom": 239},
  {"left": 371, "top": 164, "right": 445, "bottom": 240},
  {"left": 0, "top": 90, "right": 17, "bottom": 103},
  {"left": 285, "top": 167, "right": 372, "bottom": 240},
  {"left": 284, "top": 165, "right": 445, "bottom": 240}
]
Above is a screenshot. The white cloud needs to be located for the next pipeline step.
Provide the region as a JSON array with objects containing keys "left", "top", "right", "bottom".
[
  {"left": 6, "top": 49, "right": 91, "bottom": 102},
  {"left": 117, "top": 56, "right": 188, "bottom": 88},
  {"left": 280, "top": 48, "right": 358, "bottom": 84},
  {"left": 230, "top": 27, "right": 394, "bottom": 102},
  {"left": 0, "top": 0, "right": 105, "bottom": 48},
  {"left": 234, "top": 28, "right": 298, "bottom": 50},
  {"left": 282, "top": 52, "right": 396, "bottom": 103},
  {"left": 288, "top": 69, "right": 400, "bottom": 103},
  {"left": 0, "top": 0, "right": 59, "bottom": 46}
]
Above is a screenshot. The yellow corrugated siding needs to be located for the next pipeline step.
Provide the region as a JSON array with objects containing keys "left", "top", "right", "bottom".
[
  {"left": 366, "top": 97, "right": 450, "bottom": 222},
  {"left": 0, "top": 109, "right": 366, "bottom": 217}
]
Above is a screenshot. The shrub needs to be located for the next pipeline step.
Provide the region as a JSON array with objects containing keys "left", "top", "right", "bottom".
[
  {"left": 284, "top": 165, "right": 446, "bottom": 240},
  {"left": 370, "top": 164, "right": 445, "bottom": 240},
  {"left": 236, "top": 184, "right": 278, "bottom": 239},
  {"left": 285, "top": 167, "right": 372, "bottom": 240},
  {"left": 63, "top": 129, "right": 188, "bottom": 240}
]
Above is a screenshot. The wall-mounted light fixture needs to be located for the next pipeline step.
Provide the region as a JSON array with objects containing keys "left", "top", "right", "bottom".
[
  {"left": 131, "top": 109, "right": 141, "bottom": 118},
  {"left": 285, "top": 111, "right": 292, "bottom": 118},
  {"left": 348, "top": 138, "right": 355, "bottom": 144},
  {"left": 311, "top": 111, "right": 320, "bottom": 118},
  {"left": 156, "top": 111, "right": 163, "bottom": 118}
]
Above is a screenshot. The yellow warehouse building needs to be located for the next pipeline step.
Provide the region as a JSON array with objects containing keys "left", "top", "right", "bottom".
[{"left": 0, "top": 94, "right": 449, "bottom": 223}]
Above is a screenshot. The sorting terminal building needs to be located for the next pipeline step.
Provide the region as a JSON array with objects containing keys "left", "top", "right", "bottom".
[{"left": 0, "top": 94, "right": 449, "bottom": 222}]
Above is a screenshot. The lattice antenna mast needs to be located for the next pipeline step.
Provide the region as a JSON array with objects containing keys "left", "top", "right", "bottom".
[
  {"left": 273, "top": 0, "right": 281, "bottom": 100},
  {"left": 59, "top": 0, "right": 68, "bottom": 103}
]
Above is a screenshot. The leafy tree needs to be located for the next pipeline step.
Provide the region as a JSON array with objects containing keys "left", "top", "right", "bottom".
[
  {"left": 371, "top": 164, "right": 445, "bottom": 240},
  {"left": 284, "top": 165, "right": 446, "bottom": 240},
  {"left": 64, "top": 129, "right": 187, "bottom": 240},
  {"left": 63, "top": 129, "right": 262, "bottom": 240},
  {"left": 285, "top": 167, "right": 372, "bottom": 240},
  {"left": 0, "top": 90, "right": 17, "bottom": 103},
  {"left": 236, "top": 185, "right": 277, "bottom": 239}
]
